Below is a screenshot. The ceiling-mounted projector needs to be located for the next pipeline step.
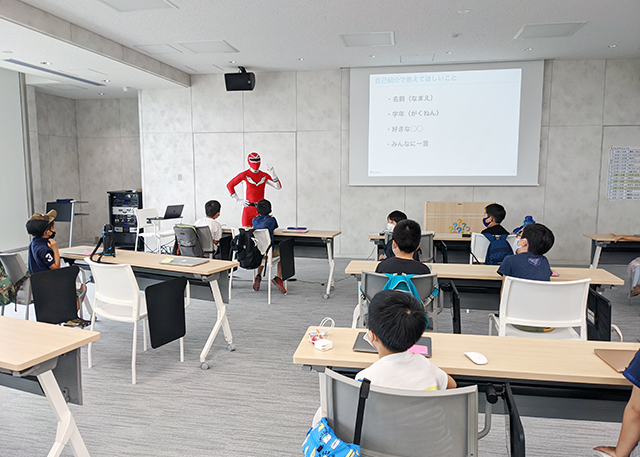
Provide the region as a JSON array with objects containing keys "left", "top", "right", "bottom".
[{"left": 224, "top": 66, "right": 255, "bottom": 91}]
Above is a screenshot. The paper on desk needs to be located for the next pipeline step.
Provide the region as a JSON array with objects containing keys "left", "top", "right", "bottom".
[{"left": 160, "top": 258, "right": 173, "bottom": 264}]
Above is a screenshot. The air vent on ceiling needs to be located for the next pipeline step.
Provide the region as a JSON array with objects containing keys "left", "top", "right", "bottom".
[
  {"left": 3, "top": 59, "right": 105, "bottom": 86},
  {"left": 341, "top": 32, "right": 395, "bottom": 47},
  {"left": 514, "top": 22, "right": 587, "bottom": 39}
]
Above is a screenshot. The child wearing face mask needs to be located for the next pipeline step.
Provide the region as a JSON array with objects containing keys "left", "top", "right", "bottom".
[
  {"left": 497, "top": 223, "right": 555, "bottom": 282},
  {"left": 26, "top": 210, "right": 61, "bottom": 274},
  {"left": 481, "top": 203, "right": 509, "bottom": 236},
  {"left": 380, "top": 210, "right": 420, "bottom": 261}
]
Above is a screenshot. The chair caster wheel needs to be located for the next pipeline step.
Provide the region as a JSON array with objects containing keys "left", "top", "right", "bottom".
[
  {"left": 323, "top": 293, "right": 330, "bottom": 300},
  {"left": 227, "top": 344, "right": 236, "bottom": 352},
  {"left": 200, "top": 362, "right": 209, "bottom": 370}
]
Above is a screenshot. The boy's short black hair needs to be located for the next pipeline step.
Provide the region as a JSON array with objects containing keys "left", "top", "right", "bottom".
[
  {"left": 257, "top": 199, "right": 271, "bottom": 216},
  {"left": 204, "top": 200, "right": 221, "bottom": 218},
  {"left": 368, "top": 290, "right": 426, "bottom": 353},
  {"left": 387, "top": 210, "right": 407, "bottom": 223},
  {"left": 392, "top": 219, "right": 421, "bottom": 254},
  {"left": 521, "top": 223, "right": 554, "bottom": 255},
  {"left": 485, "top": 203, "right": 506, "bottom": 224}
]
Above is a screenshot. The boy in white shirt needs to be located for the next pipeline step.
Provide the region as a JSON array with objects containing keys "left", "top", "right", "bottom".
[
  {"left": 194, "top": 200, "right": 222, "bottom": 254},
  {"left": 357, "top": 290, "right": 456, "bottom": 390}
]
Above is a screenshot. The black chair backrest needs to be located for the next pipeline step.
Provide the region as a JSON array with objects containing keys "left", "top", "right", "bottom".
[
  {"left": 587, "top": 287, "right": 612, "bottom": 341},
  {"left": 146, "top": 277, "right": 187, "bottom": 349},
  {"left": 503, "top": 383, "right": 526, "bottom": 457},
  {"left": 31, "top": 266, "right": 79, "bottom": 325},
  {"left": 174, "top": 225, "right": 204, "bottom": 258},
  {"left": 279, "top": 237, "right": 295, "bottom": 281}
]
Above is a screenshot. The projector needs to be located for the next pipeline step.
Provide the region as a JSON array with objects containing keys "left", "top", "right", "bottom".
[{"left": 225, "top": 67, "right": 255, "bottom": 91}]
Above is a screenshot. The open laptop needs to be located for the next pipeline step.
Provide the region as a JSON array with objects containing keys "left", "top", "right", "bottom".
[{"left": 162, "top": 204, "right": 184, "bottom": 219}]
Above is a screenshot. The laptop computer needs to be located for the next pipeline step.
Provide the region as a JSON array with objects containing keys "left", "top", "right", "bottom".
[
  {"left": 162, "top": 204, "right": 184, "bottom": 220},
  {"left": 352, "top": 331, "right": 432, "bottom": 357},
  {"left": 160, "top": 257, "right": 208, "bottom": 267}
]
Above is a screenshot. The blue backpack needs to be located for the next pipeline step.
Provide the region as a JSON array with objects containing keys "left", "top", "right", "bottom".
[
  {"left": 381, "top": 274, "right": 435, "bottom": 328},
  {"left": 483, "top": 233, "right": 513, "bottom": 265}
]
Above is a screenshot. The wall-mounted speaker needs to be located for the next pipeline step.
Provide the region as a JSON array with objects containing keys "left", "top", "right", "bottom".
[{"left": 224, "top": 68, "right": 255, "bottom": 91}]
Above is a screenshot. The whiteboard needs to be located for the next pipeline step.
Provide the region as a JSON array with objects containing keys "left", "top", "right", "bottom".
[{"left": 0, "top": 67, "right": 30, "bottom": 251}]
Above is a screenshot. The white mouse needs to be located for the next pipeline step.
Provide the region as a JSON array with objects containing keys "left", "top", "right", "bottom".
[{"left": 464, "top": 352, "right": 488, "bottom": 365}]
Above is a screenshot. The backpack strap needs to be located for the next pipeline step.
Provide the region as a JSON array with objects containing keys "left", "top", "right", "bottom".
[{"left": 353, "top": 378, "right": 371, "bottom": 446}]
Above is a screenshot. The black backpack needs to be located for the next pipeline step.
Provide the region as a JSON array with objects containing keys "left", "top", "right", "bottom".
[
  {"left": 483, "top": 233, "right": 513, "bottom": 265},
  {"left": 230, "top": 228, "right": 264, "bottom": 269}
]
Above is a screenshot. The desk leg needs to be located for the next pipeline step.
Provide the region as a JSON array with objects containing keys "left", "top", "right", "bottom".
[
  {"left": 37, "top": 370, "right": 90, "bottom": 457},
  {"left": 200, "top": 279, "right": 234, "bottom": 369},
  {"left": 324, "top": 238, "right": 335, "bottom": 299},
  {"left": 591, "top": 242, "right": 607, "bottom": 269}
]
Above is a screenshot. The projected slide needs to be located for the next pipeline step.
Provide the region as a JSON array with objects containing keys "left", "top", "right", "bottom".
[{"left": 368, "top": 68, "right": 522, "bottom": 177}]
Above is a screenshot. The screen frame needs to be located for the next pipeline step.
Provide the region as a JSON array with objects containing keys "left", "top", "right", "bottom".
[{"left": 349, "top": 60, "right": 544, "bottom": 187}]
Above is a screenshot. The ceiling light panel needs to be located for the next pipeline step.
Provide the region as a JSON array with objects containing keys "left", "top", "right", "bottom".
[
  {"left": 400, "top": 54, "right": 435, "bottom": 64},
  {"left": 98, "top": 0, "right": 177, "bottom": 13},
  {"left": 134, "top": 44, "right": 182, "bottom": 54},
  {"left": 179, "top": 41, "right": 239, "bottom": 54},
  {"left": 340, "top": 32, "right": 395, "bottom": 47},
  {"left": 514, "top": 22, "right": 587, "bottom": 39}
]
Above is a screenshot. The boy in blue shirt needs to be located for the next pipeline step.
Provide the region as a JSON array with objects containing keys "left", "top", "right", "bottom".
[
  {"left": 26, "top": 210, "right": 61, "bottom": 274},
  {"left": 252, "top": 199, "right": 286, "bottom": 294},
  {"left": 497, "top": 223, "right": 554, "bottom": 281}
]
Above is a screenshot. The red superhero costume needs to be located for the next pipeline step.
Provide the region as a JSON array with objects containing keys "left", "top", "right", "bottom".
[{"left": 227, "top": 152, "right": 282, "bottom": 227}]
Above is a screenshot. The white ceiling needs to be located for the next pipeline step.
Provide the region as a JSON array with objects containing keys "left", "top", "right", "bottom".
[{"left": 2, "top": 0, "right": 639, "bottom": 99}]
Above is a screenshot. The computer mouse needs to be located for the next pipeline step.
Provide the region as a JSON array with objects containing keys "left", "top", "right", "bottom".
[{"left": 464, "top": 352, "right": 488, "bottom": 365}]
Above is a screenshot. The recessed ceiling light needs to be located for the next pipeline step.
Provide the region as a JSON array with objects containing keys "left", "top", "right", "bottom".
[
  {"left": 40, "top": 61, "right": 51, "bottom": 65},
  {"left": 608, "top": 44, "right": 617, "bottom": 48},
  {"left": 228, "top": 60, "right": 236, "bottom": 64},
  {"left": 457, "top": 9, "right": 471, "bottom": 13},
  {"left": 99, "top": 92, "right": 105, "bottom": 96},
  {"left": 514, "top": 22, "right": 587, "bottom": 39},
  {"left": 449, "top": 33, "right": 462, "bottom": 38},
  {"left": 298, "top": 58, "right": 304, "bottom": 61},
  {"left": 524, "top": 47, "right": 533, "bottom": 51},
  {"left": 341, "top": 32, "right": 395, "bottom": 47},
  {"left": 102, "top": 79, "right": 110, "bottom": 83},
  {"left": 369, "top": 55, "right": 375, "bottom": 58},
  {"left": 444, "top": 51, "right": 452, "bottom": 55},
  {"left": 2, "top": 50, "right": 13, "bottom": 54}
]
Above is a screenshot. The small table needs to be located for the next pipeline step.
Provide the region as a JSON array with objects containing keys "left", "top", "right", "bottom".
[
  {"left": 583, "top": 234, "right": 640, "bottom": 269},
  {"left": 293, "top": 326, "right": 638, "bottom": 421},
  {"left": 0, "top": 316, "right": 100, "bottom": 456},
  {"left": 61, "top": 247, "right": 239, "bottom": 369}
]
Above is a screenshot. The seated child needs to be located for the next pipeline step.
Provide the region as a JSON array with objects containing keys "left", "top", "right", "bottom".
[
  {"left": 357, "top": 290, "right": 456, "bottom": 390},
  {"left": 26, "top": 210, "right": 89, "bottom": 327},
  {"left": 252, "top": 199, "right": 286, "bottom": 294},
  {"left": 481, "top": 203, "right": 509, "bottom": 236},
  {"left": 610, "top": 234, "right": 640, "bottom": 297},
  {"left": 497, "top": 223, "right": 554, "bottom": 282},
  {"left": 381, "top": 210, "right": 419, "bottom": 260},
  {"left": 376, "top": 219, "right": 431, "bottom": 275},
  {"left": 26, "top": 210, "right": 60, "bottom": 274},
  {"left": 194, "top": 200, "right": 222, "bottom": 254}
]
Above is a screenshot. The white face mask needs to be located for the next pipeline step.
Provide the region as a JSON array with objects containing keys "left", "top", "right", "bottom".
[
  {"left": 512, "top": 238, "right": 520, "bottom": 254},
  {"left": 386, "top": 223, "right": 395, "bottom": 232}
]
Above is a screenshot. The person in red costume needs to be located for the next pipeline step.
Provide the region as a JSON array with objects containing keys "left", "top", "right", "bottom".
[{"left": 227, "top": 152, "right": 282, "bottom": 227}]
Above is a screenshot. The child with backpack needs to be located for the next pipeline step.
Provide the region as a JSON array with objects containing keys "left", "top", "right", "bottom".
[
  {"left": 376, "top": 220, "right": 430, "bottom": 275},
  {"left": 252, "top": 199, "right": 286, "bottom": 294}
]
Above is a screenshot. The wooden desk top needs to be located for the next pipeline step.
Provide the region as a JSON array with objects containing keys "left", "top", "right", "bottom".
[
  {"left": 368, "top": 233, "right": 470, "bottom": 242},
  {"left": 60, "top": 246, "right": 239, "bottom": 276},
  {"left": 345, "top": 260, "right": 624, "bottom": 286},
  {"left": 222, "top": 228, "right": 341, "bottom": 238},
  {"left": 274, "top": 228, "right": 341, "bottom": 238},
  {"left": 0, "top": 316, "right": 100, "bottom": 372},
  {"left": 293, "top": 327, "right": 638, "bottom": 386},
  {"left": 583, "top": 234, "right": 617, "bottom": 242}
]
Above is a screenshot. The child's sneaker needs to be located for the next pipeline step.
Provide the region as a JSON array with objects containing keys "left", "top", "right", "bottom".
[
  {"left": 253, "top": 275, "right": 262, "bottom": 291},
  {"left": 272, "top": 277, "right": 287, "bottom": 295}
]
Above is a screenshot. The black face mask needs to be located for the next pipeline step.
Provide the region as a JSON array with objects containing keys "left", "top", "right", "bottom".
[{"left": 48, "top": 228, "right": 56, "bottom": 239}]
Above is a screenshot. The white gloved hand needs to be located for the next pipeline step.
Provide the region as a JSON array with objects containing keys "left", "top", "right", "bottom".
[
  {"left": 267, "top": 165, "right": 279, "bottom": 181},
  {"left": 231, "top": 193, "right": 250, "bottom": 207}
]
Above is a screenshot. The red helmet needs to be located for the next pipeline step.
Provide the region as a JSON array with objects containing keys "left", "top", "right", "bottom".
[{"left": 248, "top": 152, "right": 261, "bottom": 171}]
